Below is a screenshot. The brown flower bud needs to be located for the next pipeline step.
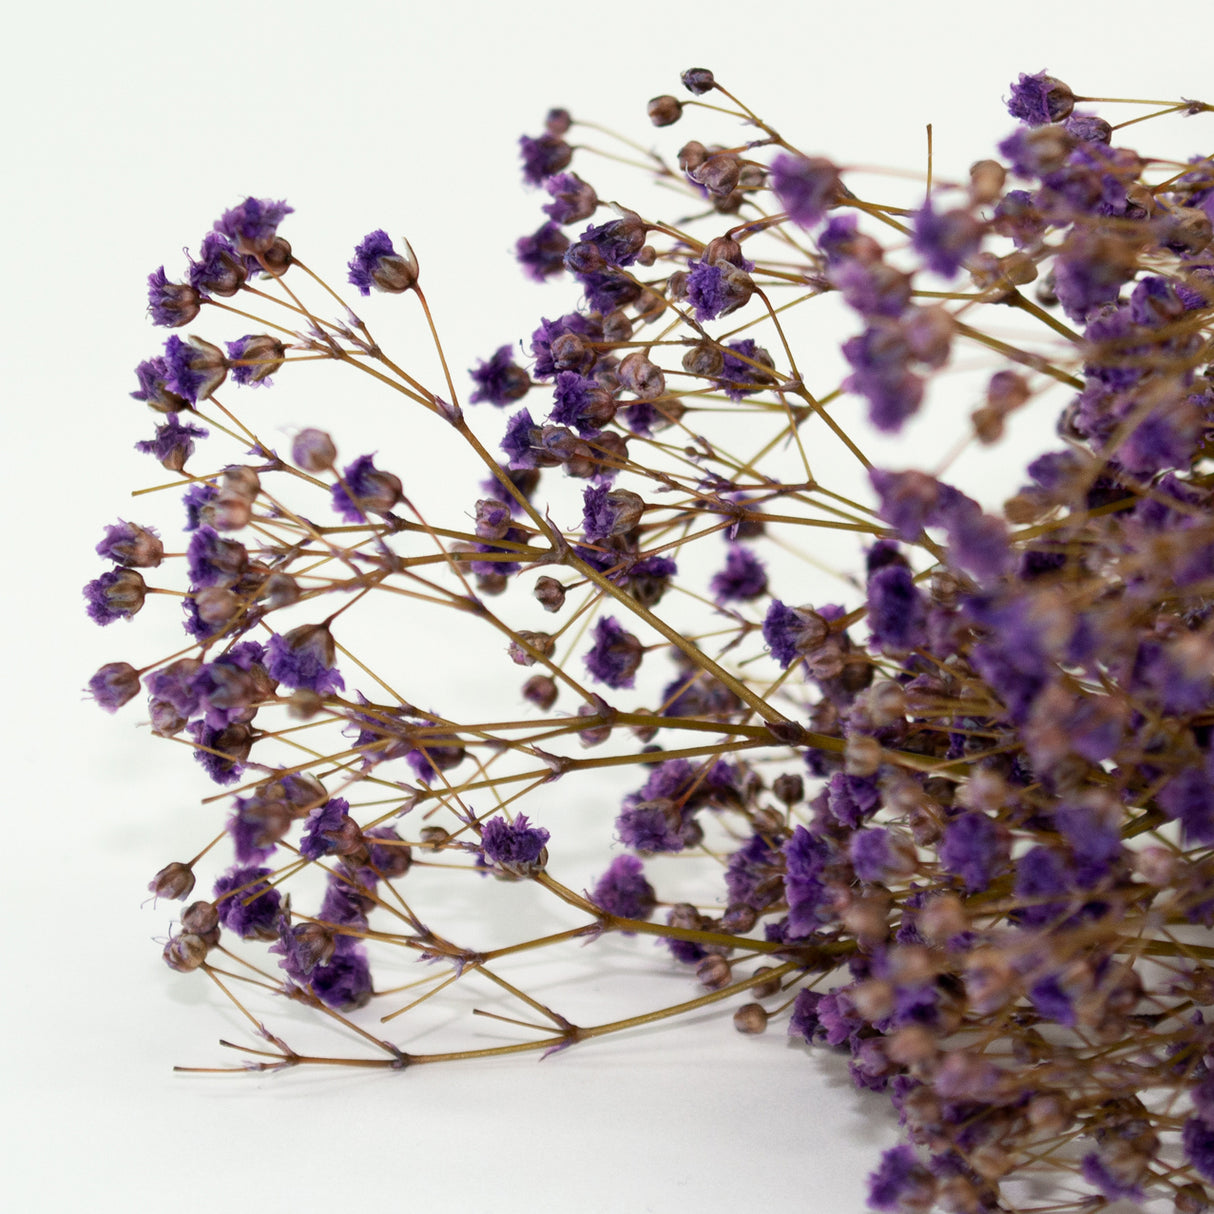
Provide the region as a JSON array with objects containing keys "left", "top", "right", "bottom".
[
  {"left": 968, "top": 159, "right": 1006, "bottom": 205},
  {"left": 618, "top": 352, "right": 665, "bottom": 400},
  {"left": 163, "top": 933, "right": 210, "bottom": 972},
  {"left": 534, "top": 576, "right": 566, "bottom": 612},
  {"left": 508, "top": 631, "right": 556, "bottom": 667},
  {"left": 522, "top": 674, "right": 558, "bottom": 711},
  {"left": 750, "top": 966, "right": 782, "bottom": 1000},
  {"left": 677, "top": 141, "right": 709, "bottom": 173},
  {"left": 292, "top": 428, "right": 337, "bottom": 472},
  {"left": 231, "top": 335, "right": 286, "bottom": 383},
  {"left": 647, "top": 95, "right": 682, "bottom": 126},
  {"left": 772, "top": 772, "right": 803, "bottom": 806},
  {"left": 149, "top": 862, "right": 196, "bottom": 901},
  {"left": 181, "top": 901, "right": 220, "bottom": 937},
  {"left": 696, "top": 955, "right": 732, "bottom": 990},
  {"left": 732, "top": 1003, "right": 768, "bottom": 1034}
]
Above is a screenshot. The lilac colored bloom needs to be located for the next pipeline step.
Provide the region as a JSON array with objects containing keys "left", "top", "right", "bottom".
[
  {"left": 542, "top": 172, "right": 597, "bottom": 224},
  {"left": 573, "top": 269, "right": 640, "bottom": 314},
  {"left": 501, "top": 407, "right": 540, "bottom": 468},
  {"left": 585, "top": 615, "right": 643, "bottom": 689},
  {"left": 762, "top": 600, "right": 817, "bottom": 667},
  {"left": 866, "top": 563, "right": 924, "bottom": 650},
  {"left": 590, "top": 855, "right": 656, "bottom": 920},
  {"left": 516, "top": 221, "right": 571, "bottom": 281},
  {"left": 1080, "top": 1153, "right": 1143, "bottom": 1203},
  {"left": 300, "top": 797, "right": 354, "bottom": 861},
  {"left": 549, "top": 370, "right": 611, "bottom": 433},
  {"left": 147, "top": 266, "right": 201, "bottom": 328},
  {"left": 188, "top": 231, "right": 249, "bottom": 296},
  {"left": 939, "top": 812, "right": 1007, "bottom": 892},
  {"left": 1030, "top": 974, "right": 1076, "bottom": 1026},
  {"left": 83, "top": 569, "right": 146, "bottom": 625},
  {"left": 265, "top": 624, "right": 345, "bottom": 694},
  {"left": 130, "top": 355, "right": 186, "bottom": 412},
  {"left": 87, "top": 662, "right": 141, "bottom": 713},
  {"left": 616, "top": 804, "right": 689, "bottom": 854},
  {"left": 867, "top": 1146, "right": 935, "bottom": 1212},
  {"left": 1006, "top": 71, "right": 1074, "bottom": 126},
  {"left": 1012, "top": 845, "right": 1071, "bottom": 927},
  {"left": 788, "top": 989, "right": 825, "bottom": 1044},
  {"left": 480, "top": 814, "right": 550, "bottom": 874},
  {"left": 770, "top": 153, "right": 840, "bottom": 229},
  {"left": 162, "top": 334, "right": 226, "bottom": 404},
  {"left": 1065, "top": 113, "right": 1112, "bottom": 145},
  {"left": 911, "top": 201, "right": 982, "bottom": 278},
  {"left": 134, "top": 415, "right": 208, "bottom": 471},
  {"left": 1160, "top": 767, "right": 1214, "bottom": 845},
  {"left": 187, "top": 720, "right": 250, "bottom": 785},
  {"left": 330, "top": 454, "right": 402, "bottom": 521},
  {"left": 214, "top": 196, "right": 293, "bottom": 256},
  {"left": 784, "top": 825, "right": 834, "bottom": 936},
  {"left": 270, "top": 917, "right": 334, "bottom": 982},
  {"left": 347, "top": 229, "right": 417, "bottom": 295},
  {"left": 97, "top": 520, "right": 163, "bottom": 568},
  {"left": 183, "top": 482, "right": 218, "bottom": 530},
  {"left": 1184, "top": 1116, "right": 1214, "bottom": 1183},
  {"left": 308, "top": 938, "right": 373, "bottom": 1011},
  {"left": 225, "top": 335, "right": 284, "bottom": 386},
  {"left": 711, "top": 545, "right": 767, "bottom": 602},
  {"left": 724, "top": 834, "right": 783, "bottom": 910},
  {"left": 574, "top": 214, "right": 645, "bottom": 269},
  {"left": 319, "top": 869, "right": 377, "bottom": 926},
  {"left": 831, "top": 259, "right": 913, "bottom": 319},
  {"left": 213, "top": 865, "right": 282, "bottom": 939},
  {"left": 1052, "top": 233, "right": 1131, "bottom": 321},
  {"left": 469, "top": 346, "right": 530, "bottom": 407},
  {"left": 580, "top": 485, "right": 641, "bottom": 543},
  {"left": 843, "top": 326, "right": 925, "bottom": 432},
  {"left": 529, "top": 313, "right": 602, "bottom": 379},
  {"left": 186, "top": 526, "right": 247, "bottom": 588},
  {"left": 685, "top": 259, "right": 752, "bottom": 321},
  {"left": 519, "top": 133, "right": 572, "bottom": 186},
  {"left": 714, "top": 339, "right": 774, "bottom": 401}
]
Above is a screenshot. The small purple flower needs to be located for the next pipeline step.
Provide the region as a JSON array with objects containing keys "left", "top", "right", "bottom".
[
  {"left": 711, "top": 545, "right": 768, "bottom": 602},
  {"left": 147, "top": 266, "right": 201, "bottom": 328},
  {"left": 162, "top": 334, "right": 227, "bottom": 404},
  {"left": 265, "top": 624, "right": 345, "bottom": 695},
  {"left": 347, "top": 229, "right": 417, "bottom": 295},
  {"left": 543, "top": 172, "right": 597, "bottom": 224},
  {"left": 501, "top": 408, "right": 540, "bottom": 468},
  {"left": 134, "top": 414, "right": 209, "bottom": 472},
  {"left": 762, "top": 600, "right": 821, "bottom": 667},
  {"left": 770, "top": 153, "right": 840, "bottom": 229},
  {"left": 96, "top": 520, "right": 163, "bottom": 568},
  {"left": 685, "top": 259, "right": 753, "bottom": 321},
  {"left": 1006, "top": 71, "right": 1074, "bottom": 126},
  {"left": 87, "top": 662, "right": 141, "bottom": 712},
  {"left": 469, "top": 346, "right": 530, "bottom": 407},
  {"left": 188, "top": 231, "right": 249, "bottom": 297},
  {"left": 131, "top": 355, "right": 186, "bottom": 412},
  {"left": 300, "top": 797, "right": 354, "bottom": 861},
  {"left": 911, "top": 200, "right": 982, "bottom": 278},
  {"left": 866, "top": 563, "right": 925, "bottom": 651},
  {"left": 1184, "top": 1115, "right": 1214, "bottom": 1182},
  {"left": 581, "top": 485, "right": 642, "bottom": 543},
  {"left": 585, "top": 615, "right": 643, "bottom": 689},
  {"left": 225, "top": 335, "right": 285, "bottom": 386},
  {"left": 214, "top": 196, "right": 294, "bottom": 256},
  {"left": 330, "top": 454, "right": 402, "bottom": 521},
  {"left": 715, "top": 339, "right": 774, "bottom": 401},
  {"left": 308, "top": 938, "right": 373, "bottom": 1010},
  {"left": 549, "top": 370, "right": 612, "bottom": 432},
  {"left": 213, "top": 865, "right": 282, "bottom": 939},
  {"left": 83, "top": 569, "right": 146, "bottom": 625},
  {"left": 480, "top": 813, "right": 550, "bottom": 875},
  {"left": 590, "top": 855, "right": 656, "bottom": 920},
  {"left": 519, "top": 133, "right": 572, "bottom": 186},
  {"left": 867, "top": 1145, "right": 935, "bottom": 1212},
  {"left": 516, "top": 221, "right": 571, "bottom": 282},
  {"left": 186, "top": 526, "right": 247, "bottom": 589},
  {"left": 939, "top": 812, "right": 1008, "bottom": 893}
]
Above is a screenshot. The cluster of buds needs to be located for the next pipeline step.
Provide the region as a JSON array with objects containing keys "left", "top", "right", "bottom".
[{"left": 85, "top": 68, "right": 1214, "bottom": 1212}]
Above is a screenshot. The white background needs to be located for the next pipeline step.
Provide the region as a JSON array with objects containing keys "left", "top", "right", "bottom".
[{"left": 4, "top": 2, "right": 1207, "bottom": 1210}]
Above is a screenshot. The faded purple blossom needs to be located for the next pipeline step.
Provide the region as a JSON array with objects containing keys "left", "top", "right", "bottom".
[
  {"left": 770, "top": 153, "right": 840, "bottom": 229},
  {"left": 480, "top": 814, "right": 550, "bottom": 874},
  {"left": 585, "top": 615, "right": 643, "bottom": 689},
  {"left": 590, "top": 855, "right": 656, "bottom": 920}
]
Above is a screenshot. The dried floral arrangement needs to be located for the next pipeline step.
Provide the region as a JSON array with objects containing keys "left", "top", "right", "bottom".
[{"left": 84, "top": 66, "right": 1214, "bottom": 1212}]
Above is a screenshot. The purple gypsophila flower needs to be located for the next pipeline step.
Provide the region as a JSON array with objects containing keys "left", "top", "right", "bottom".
[
  {"left": 96, "top": 520, "right": 163, "bottom": 568},
  {"left": 83, "top": 569, "right": 146, "bottom": 625},
  {"left": 134, "top": 415, "right": 209, "bottom": 472},
  {"left": 130, "top": 355, "right": 186, "bottom": 412},
  {"left": 469, "top": 346, "right": 530, "bottom": 407},
  {"left": 225, "top": 335, "right": 284, "bottom": 386},
  {"left": 516, "top": 221, "right": 571, "bottom": 282},
  {"left": 330, "top": 454, "right": 402, "bottom": 520},
  {"left": 711, "top": 545, "right": 768, "bottom": 602},
  {"left": 584, "top": 615, "right": 643, "bottom": 689},
  {"left": 867, "top": 562, "right": 925, "bottom": 651},
  {"left": 501, "top": 408, "right": 540, "bottom": 468},
  {"left": 590, "top": 855, "right": 656, "bottom": 921},
  {"left": 265, "top": 624, "right": 345, "bottom": 695},
  {"left": 867, "top": 1145, "right": 935, "bottom": 1212},
  {"left": 480, "top": 814, "right": 550, "bottom": 875},
  {"left": 214, "top": 196, "right": 294, "bottom": 256},
  {"left": 299, "top": 797, "right": 354, "bottom": 861},
  {"left": 911, "top": 200, "right": 982, "bottom": 278},
  {"left": 770, "top": 153, "right": 840, "bottom": 229},
  {"left": 543, "top": 172, "right": 597, "bottom": 224},
  {"left": 685, "top": 259, "right": 753, "bottom": 321},
  {"left": 188, "top": 231, "right": 249, "bottom": 296},
  {"left": 347, "top": 229, "right": 418, "bottom": 295},
  {"left": 87, "top": 662, "right": 141, "bottom": 713},
  {"left": 1006, "top": 71, "right": 1075, "bottom": 126},
  {"left": 161, "top": 334, "right": 226, "bottom": 404},
  {"left": 519, "top": 132, "right": 572, "bottom": 186},
  {"left": 939, "top": 812, "right": 1008, "bottom": 892},
  {"left": 307, "top": 937, "right": 373, "bottom": 1011},
  {"left": 146, "top": 266, "right": 201, "bottom": 328},
  {"left": 213, "top": 865, "right": 282, "bottom": 939},
  {"left": 715, "top": 339, "right": 773, "bottom": 401}
]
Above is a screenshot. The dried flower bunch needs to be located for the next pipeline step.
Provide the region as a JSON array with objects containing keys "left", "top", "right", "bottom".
[{"left": 85, "top": 66, "right": 1214, "bottom": 1212}]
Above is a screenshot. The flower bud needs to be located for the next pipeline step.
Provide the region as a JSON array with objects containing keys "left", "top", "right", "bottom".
[
  {"left": 689, "top": 154, "right": 741, "bottom": 198},
  {"left": 677, "top": 141, "right": 709, "bottom": 173},
  {"left": 683, "top": 342, "right": 724, "bottom": 377},
  {"left": 697, "top": 954, "right": 732, "bottom": 990},
  {"left": 259, "top": 571, "right": 300, "bottom": 610},
  {"left": 149, "top": 861, "right": 196, "bottom": 901},
  {"left": 772, "top": 772, "right": 803, "bottom": 805},
  {"left": 88, "top": 661, "right": 142, "bottom": 712},
  {"left": 292, "top": 428, "right": 337, "bottom": 472},
  {"left": 681, "top": 67, "right": 715, "bottom": 95},
  {"left": 732, "top": 1003, "right": 768, "bottom": 1034},
  {"left": 522, "top": 674, "right": 558, "bottom": 710},
  {"left": 750, "top": 966, "right": 782, "bottom": 1000},
  {"left": 968, "top": 159, "right": 1006, "bottom": 205},
  {"left": 229, "top": 335, "right": 286, "bottom": 383},
  {"left": 163, "top": 933, "right": 209, "bottom": 972},
  {"left": 181, "top": 900, "right": 220, "bottom": 937},
  {"left": 97, "top": 521, "right": 164, "bottom": 568},
  {"left": 508, "top": 631, "right": 556, "bottom": 667},
  {"left": 534, "top": 576, "right": 566, "bottom": 612},
  {"left": 618, "top": 352, "right": 665, "bottom": 400},
  {"left": 647, "top": 95, "right": 682, "bottom": 126}
]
